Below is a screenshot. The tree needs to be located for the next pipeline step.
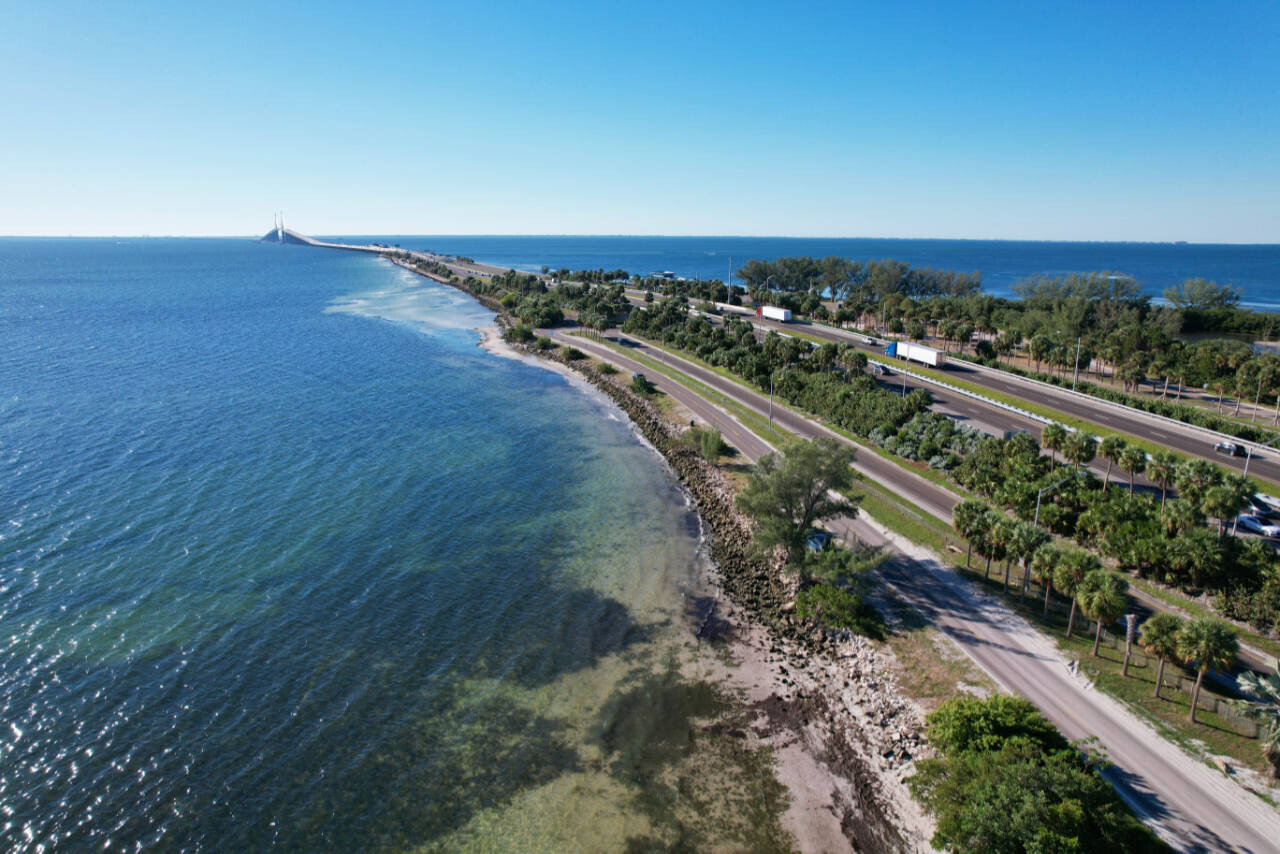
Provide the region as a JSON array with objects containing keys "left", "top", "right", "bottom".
[
  {"left": 1063, "top": 431, "right": 1097, "bottom": 470},
  {"left": 1178, "top": 617, "right": 1239, "bottom": 723},
  {"left": 1118, "top": 446, "right": 1147, "bottom": 496},
  {"left": 1030, "top": 544, "right": 1064, "bottom": 617},
  {"left": 1098, "top": 436, "right": 1127, "bottom": 491},
  {"left": 925, "top": 694, "right": 1067, "bottom": 755},
  {"left": 987, "top": 516, "right": 1017, "bottom": 584},
  {"left": 1041, "top": 423, "right": 1068, "bottom": 468},
  {"left": 1162, "top": 277, "right": 1243, "bottom": 311},
  {"left": 1139, "top": 613, "right": 1184, "bottom": 700},
  {"left": 1146, "top": 451, "right": 1179, "bottom": 510},
  {"left": 736, "top": 438, "right": 859, "bottom": 565},
  {"left": 1010, "top": 522, "right": 1050, "bottom": 599},
  {"left": 1076, "top": 570, "right": 1130, "bottom": 657},
  {"left": 1175, "top": 458, "right": 1221, "bottom": 508},
  {"left": 1235, "top": 660, "right": 1280, "bottom": 772},
  {"left": 1202, "top": 484, "right": 1244, "bottom": 537},
  {"left": 953, "top": 500, "right": 992, "bottom": 568},
  {"left": 1055, "top": 550, "right": 1101, "bottom": 639}
]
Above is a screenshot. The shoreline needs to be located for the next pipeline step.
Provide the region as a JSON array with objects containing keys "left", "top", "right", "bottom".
[{"left": 384, "top": 255, "right": 934, "bottom": 849}]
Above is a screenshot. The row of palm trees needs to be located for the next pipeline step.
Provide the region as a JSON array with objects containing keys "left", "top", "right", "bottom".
[
  {"left": 1041, "top": 423, "right": 1254, "bottom": 529},
  {"left": 954, "top": 498, "right": 1242, "bottom": 723}
]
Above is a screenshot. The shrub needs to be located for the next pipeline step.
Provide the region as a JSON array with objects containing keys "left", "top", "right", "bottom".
[
  {"left": 794, "top": 584, "right": 883, "bottom": 638},
  {"left": 631, "top": 373, "right": 656, "bottom": 394},
  {"left": 563, "top": 347, "right": 587, "bottom": 361}
]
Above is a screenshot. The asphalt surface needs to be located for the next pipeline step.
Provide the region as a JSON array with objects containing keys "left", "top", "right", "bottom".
[
  {"left": 565, "top": 328, "right": 1280, "bottom": 852},
  {"left": 748, "top": 311, "right": 1280, "bottom": 485}
]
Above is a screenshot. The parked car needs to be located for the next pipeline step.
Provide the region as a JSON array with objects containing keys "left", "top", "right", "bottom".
[
  {"left": 806, "top": 530, "right": 832, "bottom": 552},
  {"left": 1237, "top": 514, "right": 1280, "bottom": 537},
  {"left": 1214, "top": 441, "right": 1246, "bottom": 457}
]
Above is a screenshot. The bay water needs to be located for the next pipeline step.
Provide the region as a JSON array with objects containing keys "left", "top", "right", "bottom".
[{"left": 0, "top": 239, "right": 785, "bottom": 851}]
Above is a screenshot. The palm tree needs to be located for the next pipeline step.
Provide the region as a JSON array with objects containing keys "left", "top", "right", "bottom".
[
  {"left": 1041, "top": 423, "right": 1067, "bottom": 468},
  {"left": 1147, "top": 450, "right": 1179, "bottom": 510},
  {"left": 1011, "top": 521, "right": 1050, "bottom": 600},
  {"left": 1076, "top": 570, "right": 1130, "bottom": 657},
  {"left": 1098, "top": 436, "right": 1127, "bottom": 491},
  {"left": 1054, "top": 549, "right": 1100, "bottom": 639},
  {"left": 1140, "top": 613, "right": 1184, "bottom": 699},
  {"left": 1202, "top": 485, "right": 1243, "bottom": 537},
  {"left": 952, "top": 500, "right": 991, "bottom": 568},
  {"left": 986, "top": 516, "right": 1016, "bottom": 582},
  {"left": 1175, "top": 458, "right": 1221, "bottom": 508},
  {"left": 1234, "top": 660, "right": 1280, "bottom": 770},
  {"left": 1063, "top": 431, "right": 1097, "bottom": 470},
  {"left": 1225, "top": 474, "right": 1255, "bottom": 536},
  {"left": 1178, "top": 617, "right": 1239, "bottom": 723},
  {"left": 1030, "top": 544, "right": 1063, "bottom": 617},
  {"left": 1118, "top": 445, "right": 1147, "bottom": 496}
]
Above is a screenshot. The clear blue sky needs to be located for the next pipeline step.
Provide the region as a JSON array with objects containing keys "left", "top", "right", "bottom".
[{"left": 3, "top": 1, "right": 1277, "bottom": 241}]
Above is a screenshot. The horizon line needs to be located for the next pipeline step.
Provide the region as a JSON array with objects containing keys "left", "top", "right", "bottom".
[{"left": 2, "top": 232, "right": 1278, "bottom": 247}]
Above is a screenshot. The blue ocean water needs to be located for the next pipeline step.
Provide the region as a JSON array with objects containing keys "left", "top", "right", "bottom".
[
  {"left": 328, "top": 235, "right": 1280, "bottom": 309},
  {"left": 0, "top": 239, "right": 721, "bottom": 850}
]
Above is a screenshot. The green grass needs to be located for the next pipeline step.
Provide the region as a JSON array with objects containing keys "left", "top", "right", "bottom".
[
  {"left": 622, "top": 332, "right": 970, "bottom": 498},
  {"left": 573, "top": 334, "right": 796, "bottom": 445},
  {"left": 1128, "top": 575, "right": 1280, "bottom": 660},
  {"left": 951, "top": 561, "right": 1271, "bottom": 775}
]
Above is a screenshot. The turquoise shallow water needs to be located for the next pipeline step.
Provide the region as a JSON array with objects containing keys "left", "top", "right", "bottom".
[{"left": 0, "top": 239, "right": 727, "bottom": 850}]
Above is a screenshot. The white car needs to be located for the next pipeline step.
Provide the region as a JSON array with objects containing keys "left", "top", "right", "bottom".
[{"left": 1237, "top": 514, "right": 1280, "bottom": 537}]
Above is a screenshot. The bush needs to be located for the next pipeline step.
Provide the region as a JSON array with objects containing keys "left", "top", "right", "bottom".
[
  {"left": 686, "top": 426, "right": 728, "bottom": 460},
  {"left": 631, "top": 373, "right": 656, "bottom": 394},
  {"left": 794, "top": 583, "right": 883, "bottom": 638},
  {"left": 503, "top": 324, "right": 534, "bottom": 343},
  {"left": 533, "top": 336, "right": 556, "bottom": 351},
  {"left": 598, "top": 362, "right": 618, "bottom": 375},
  {"left": 563, "top": 346, "right": 587, "bottom": 361}
]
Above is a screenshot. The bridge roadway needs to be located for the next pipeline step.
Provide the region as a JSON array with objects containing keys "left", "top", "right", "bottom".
[{"left": 561, "top": 328, "right": 1280, "bottom": 853}]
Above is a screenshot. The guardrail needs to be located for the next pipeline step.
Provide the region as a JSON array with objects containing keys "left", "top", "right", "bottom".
[
  {"left": 804, "top": 318, "right": 1271, "bottom": 455},
  {"left": 867, "top": 356, "right": 1052, "bottom": 429}
]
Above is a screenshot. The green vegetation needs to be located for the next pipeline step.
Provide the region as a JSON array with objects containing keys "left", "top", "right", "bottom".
[
  {"left": 630, "top": 372, "right": 656, "bottom": 395},
  {"left": 722, "top": 255, "right": 1280, "bottom": 443},
  {"left": 735, "top": 438, "right": 859, "bottom": 564},
  {"left": 1236, "top": 661, "right": 1280, "bottom": 771},
  {"left": 909, "top": 695, "right": 1164, "bottom": 853},
  {"left": 685, "top": 425, "right": 728, "bottom": 461}
]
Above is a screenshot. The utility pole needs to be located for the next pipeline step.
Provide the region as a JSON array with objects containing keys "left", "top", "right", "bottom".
[{"left": 1071, "top": 337, "right": 1082, "bottom": 390}]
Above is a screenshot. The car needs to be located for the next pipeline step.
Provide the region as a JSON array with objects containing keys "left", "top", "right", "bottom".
[
  {"left": 1214, "top": 441, "right": 1247, "bottom": 457},
  {"left": 1248, "top": 496, "right": 1280, "bottom": 519},
  {"left": 806, "top": 530, "right": 832, "bottom": 553},
  {"left": 1237, "top": 514, "right": 1280, "bottom": 537}
]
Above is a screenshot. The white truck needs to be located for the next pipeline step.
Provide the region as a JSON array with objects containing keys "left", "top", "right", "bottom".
[
  {"left": 883, "top": 340, "right": 945, "bottom": 367},
  {"left": 760, "top": 305, "right": 792, "bottom": 322}
]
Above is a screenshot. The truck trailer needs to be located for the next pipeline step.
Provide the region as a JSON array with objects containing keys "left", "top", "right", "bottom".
[
  {"left": 759, "top": 305, "right": 792, "bottom": 322},
  {"left": 883, "top": 340, "right": 945, "bottom": 367}
]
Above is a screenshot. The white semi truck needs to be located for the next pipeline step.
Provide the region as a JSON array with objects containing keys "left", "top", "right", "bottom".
[
  {"left": 883, "top": 340, "right": 945, "bottom": 367},
  {"left": 759, "top": 305, "right": 792, "bottom": 322}
]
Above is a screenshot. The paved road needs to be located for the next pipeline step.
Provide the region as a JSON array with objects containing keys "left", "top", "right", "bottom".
[
  {"left": 565, "top": 329, "right": 1280, "bottom": 852},
  {"left": 750, "top": 312, "right": 1280, "bottom": 484}
]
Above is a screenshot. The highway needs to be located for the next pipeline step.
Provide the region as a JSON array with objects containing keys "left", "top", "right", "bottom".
[
  {"left": 741, "top": 309, "right": 1280, "bottom": 485},
  {"left": 562, "top": 328, "right": 1280, "bottom": 852}
]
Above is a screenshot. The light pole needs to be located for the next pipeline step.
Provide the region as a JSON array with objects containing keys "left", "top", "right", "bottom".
[
  {"left": 1034, "top": 470, "right": 1081, "bottom": 528},
  {"left": 768, "top": 366, "right": 786, "bottom": 432},
  {"left": 1071, "top": 337, "right": 1082, "bottom": 390},
  {"left": 1241, "top": 433, "right": 1280, "bottom": 480}
]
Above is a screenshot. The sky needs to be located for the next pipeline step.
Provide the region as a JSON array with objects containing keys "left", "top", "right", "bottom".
[{"left": 2, "top": 0, "right": 1277, "bottom": 241}]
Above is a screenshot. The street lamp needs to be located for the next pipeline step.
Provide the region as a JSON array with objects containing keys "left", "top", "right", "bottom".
[
  {"left": 1071, "top": 336, "right": 1083, "bottom": 390},
  {"left": 768, "top": 366, "right": 787, "bottom": 432}
]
